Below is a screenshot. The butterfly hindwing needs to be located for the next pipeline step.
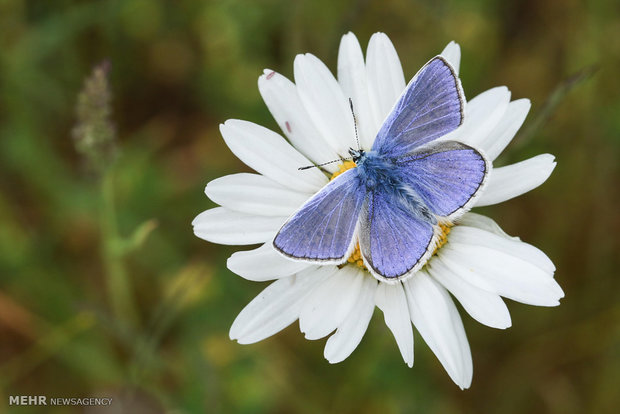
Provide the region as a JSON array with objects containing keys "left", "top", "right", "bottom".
[
  {"left": 395, "top": 141, "right": 489, "bottom": 219},
  {"left": 359, "top": 189, "right": 437, "bottom": 282},
  {"left": 273, "top": 168, "right": 366, "bottom": 263},
  {"left": 372, "top": 56, "right": 464, "bottom": 158}
]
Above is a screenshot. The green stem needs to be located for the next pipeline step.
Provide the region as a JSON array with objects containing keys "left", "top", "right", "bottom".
[{"left": 101, "top": 168, "right": 137, "bottom": 326}]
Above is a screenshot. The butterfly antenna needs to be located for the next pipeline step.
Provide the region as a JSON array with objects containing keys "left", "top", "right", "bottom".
[
  {"left": 298, "top": 158, "right": 352, "bottom": 171},
  {"left": 349, "top": 98, "right": 360, "bottom": 151},
  {"left": 298, "top": 98, "right": 358, "bottom": 171}
]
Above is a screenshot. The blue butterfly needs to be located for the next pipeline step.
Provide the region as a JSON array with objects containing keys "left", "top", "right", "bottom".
[{"left": 273, "top": 56, "right": 489, "bottom": 283}]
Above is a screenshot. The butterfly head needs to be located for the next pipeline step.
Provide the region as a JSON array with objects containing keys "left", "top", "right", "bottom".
[{"left": 348, "top": 148, "right": 365, "bottom": 164}]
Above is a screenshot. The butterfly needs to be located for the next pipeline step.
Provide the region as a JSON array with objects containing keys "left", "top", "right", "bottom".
[{"left": 273, "top": 56, "right": 490, "bottom": 283}]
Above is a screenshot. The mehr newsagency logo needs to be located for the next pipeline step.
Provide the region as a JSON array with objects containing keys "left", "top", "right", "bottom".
[{"left": 9, "top": 395, "right": 112, "bottom": 406}]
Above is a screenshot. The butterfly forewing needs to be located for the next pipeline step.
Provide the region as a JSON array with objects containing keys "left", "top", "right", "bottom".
[
  {"left": 372, "top": 57, "right": 464, "bottom": 158},
  {"left": 359, "top": 190, "right": 436, "bottom": 282},
  {"left": 395, "top": 141, "right": 489, "bottom": 219},
  {"left": 273, "top": 169, "right": 366, "bottom": 263}
]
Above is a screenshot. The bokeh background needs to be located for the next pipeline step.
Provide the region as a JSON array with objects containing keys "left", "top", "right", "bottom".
[{"left": 1, "top": 0, "right": 619, "bottom": 413}]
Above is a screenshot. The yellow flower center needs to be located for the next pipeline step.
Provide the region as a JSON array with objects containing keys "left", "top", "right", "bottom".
[
  {"left": 433, "top": 222, "right": 452, "bottom": 255},
  {"left": 329, "top": 161, "right": 452, "bottom": 271},
  {"left": 330, "top": 160, "right": 357, "bottom": 179}
]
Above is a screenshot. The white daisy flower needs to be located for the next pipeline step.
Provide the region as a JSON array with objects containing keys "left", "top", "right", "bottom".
[{"left": 192, "top": 32, "right": 564, "bottom": 389}]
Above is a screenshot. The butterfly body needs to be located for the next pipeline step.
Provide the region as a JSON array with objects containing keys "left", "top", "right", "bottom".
[
  {"left": 351, "top": 148, "right": 437, "bottom": 225},
  {"left": 273, "top": 56, "right": 489, "bottom": 283}
]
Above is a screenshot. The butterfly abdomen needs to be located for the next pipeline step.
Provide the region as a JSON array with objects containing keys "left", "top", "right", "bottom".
[{"left": 393, "top": 182, "right": 436, "bottom": 224}]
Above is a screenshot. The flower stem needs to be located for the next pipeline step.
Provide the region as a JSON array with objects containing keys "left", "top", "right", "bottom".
[{"left": 101, "top": 168, "right": 137, "bottom": 326}]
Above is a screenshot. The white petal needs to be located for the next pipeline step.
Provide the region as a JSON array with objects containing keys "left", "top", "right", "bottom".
[
  {"left": 205, "top": 173, "right": 311, "bottom": 217},
  {"left": 192, "top": 208, "right": 284, "bottom": 245},
  {"left": 258, "top": 70, "right": 340, "bottom": 173},
  {"left": 366, "top": 32, "right": 406, "bottom": 134},
  {"left": 229, "top": 266, "right": 330, "bottom": 344},
  {"left": 449, "top": 221, "right": 556, "bottom": 274},
  {"left": 324, "top": 273, "right": 377, "bottom": 363},
  {"left": 294, "top": 53, "right": 355, "bottom": 157},
  {"left": 375, "top": 282, "right": 414, "bottom": 367},
  {"left": 482, "top": 99, "right": 531, "bottom": 161},
  {"left": 404, "top": 272, "right": 473, "bottom": 389},
  {"left": 456, "top": 212, "right": 518, "bottom": 240},
  {"left": 453, "top": 87, "right": 511, "bottom": 149},
  {"left": 337, "top": 32, "right": 376, "bottom": 149},
  {"left": 427, "top": 259, "right": 511, "bottom": 329},
  {"left": 438, "top": 243, "right": 564, "bottom": 306},
  {"left": 476, "top": 154, "right": 556, "bottom": 207},
  {"left": 220, "top": 119, "right": 328, "bottom": 193},
  {"left": 227, "top": 243, "right": 312, "bottom": 281},
  {"left": 299, "top": 266, "right": 363, "bottom": 340},
  {"left": 440, "top": 41, "right": 461, "bottom": 75}
]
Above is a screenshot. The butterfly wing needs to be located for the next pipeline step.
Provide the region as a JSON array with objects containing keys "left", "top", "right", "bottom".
[
  {"left": 396, "top": 141, "right": 489, "bottom": 220},
  {"left": 273, "top": 168, "right": 366, "bottom": 264},
  {"left": 359, "top": 189, "right": 437, "bottom": 282},
  {"left": 371, "top": 56, "right": 464, "bottom": 158}
]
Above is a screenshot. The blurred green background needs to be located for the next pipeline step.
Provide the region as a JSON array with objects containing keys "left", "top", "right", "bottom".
[{"left": 0, "top": 0, "right": 618, "bottom": 413}]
